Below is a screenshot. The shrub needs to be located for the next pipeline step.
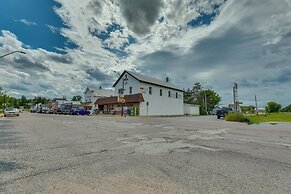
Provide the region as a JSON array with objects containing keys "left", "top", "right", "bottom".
[
  {"left": 225, "top": 112, "right": 250, "bottom": 123},
  {"left": 265, "top": 101, "right": 282, "bottom": 113}
]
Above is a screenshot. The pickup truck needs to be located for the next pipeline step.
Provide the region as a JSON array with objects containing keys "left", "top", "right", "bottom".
[{"left": 216, "top": 107, "right": 234, "bottom": 119}]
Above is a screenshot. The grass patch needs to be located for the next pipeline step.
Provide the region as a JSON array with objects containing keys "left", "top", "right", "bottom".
[
  {"left": 225, "top": 112, "right": 250, "bottom": 123},
  {"left": 246, "top": 112, "right": 291, "bottom": 123}
]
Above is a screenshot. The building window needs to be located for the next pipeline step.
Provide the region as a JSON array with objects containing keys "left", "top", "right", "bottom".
[
  {"left": 160, "top": 89, "right": 162, "bottom": 96},
  {"left": 149, "top": 87, "right": 152, "bottom": 95},
  {"left": 168, "top": 91, "right": 171, "bottom": 97},
  {"left": 118, "top": 88, "right": 123, "bottom": 94},
  {"left": 129, "top": 86, "right": 132, "bottom": 94},
  {"left": 176, "top": 92, "right": 178, "bottom": 98}
]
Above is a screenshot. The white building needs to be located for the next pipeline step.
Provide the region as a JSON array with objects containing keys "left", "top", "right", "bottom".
[
  {"left": 184, "top": 104, "right": 200, "bottom": 115},
  {"left": 84, "top": 87, "right": 114, "bottom": 103},
  {"left": 96, "top": 70, "right": 184, "bottom": 116}
]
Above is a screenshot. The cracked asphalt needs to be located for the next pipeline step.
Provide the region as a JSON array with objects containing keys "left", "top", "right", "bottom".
[{"left": 0, "top": 113, "right": 291, "bottom": 193}]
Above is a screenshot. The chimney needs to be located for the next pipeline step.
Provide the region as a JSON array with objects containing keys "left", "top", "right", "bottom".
[{"left": 166, "top": 77, "right": 169, "bottom": 82}]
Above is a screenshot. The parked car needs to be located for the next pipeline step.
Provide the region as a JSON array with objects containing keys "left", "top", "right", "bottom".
[
  {"left": 4, "top": 108, "right": 20, "bottom": 117},
  {"left": 47, "top": 107, "right": 59, "bottom": 114},
  {"left": 210, "top": 107, "right": 221, "bottom": 115},
  {"left": 216, "top": 107, "right": 234, "bottom": 119},
  {"left": 37, "top": 107, "right": 49, "bottom": 113},
  {"left": 69, "top": 108, "right": 79, "bottom": 115},
  {"left": 78, "top": 109, "right": 90, "bottom": 115},
  {"left": 70, "top": 109, "right": 90, "bottom": 115},
  {"left": 30, "top": 107, "right": 37, "bottom": 113},
  {"left": 59, "top": 103, "right": 72, "bottom": 115}
]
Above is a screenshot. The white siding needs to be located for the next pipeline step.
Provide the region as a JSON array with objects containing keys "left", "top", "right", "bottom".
[
  {"left": 114, "top": 73, "right": 140, "bottom": 95},
  {"left": 184, "top": 104, "right": 200, "bottom": 115},
  {"left": 114, "top": 72, "right": 184, "bottom": 116},
  {"left": 84, "top": 88, "right": 114, "bottom": 103},
  {"left": 139, "top": 82, "right": 183, "bottom": 116}
]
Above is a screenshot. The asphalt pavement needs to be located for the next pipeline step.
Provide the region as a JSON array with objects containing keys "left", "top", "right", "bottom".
[{"left": 0, "top": 113, "right": 291, "bottom": 193}]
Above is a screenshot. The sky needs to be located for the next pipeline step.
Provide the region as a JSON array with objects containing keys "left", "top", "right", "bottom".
[{"left": 0, "top": 0, "right": 291, "bottom": 107}]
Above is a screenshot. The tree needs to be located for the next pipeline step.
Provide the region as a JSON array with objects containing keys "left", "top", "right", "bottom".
[
  {"left": 201, "top": 89, "right": 222, "bottom": 111},
  {"left": 33, "top": 96, "right": 50, "bottom": 105},
  {"left": 183, "top": 89, "right": 195, "bottom": 104},
  {"left": 281, "top": 104, "right": 291, "bottom": 112},
  {"left": 184, "top": 83, "right": 221, "bottom": 114},
  {"left": 241, "top": 106, "right": 256, "bottom": 114},
  {"left": 265, "top": 101, "right": 282, "bottom": 113},
  {"left": 72, "top": 95, "right": 82, "bottom": 101}
]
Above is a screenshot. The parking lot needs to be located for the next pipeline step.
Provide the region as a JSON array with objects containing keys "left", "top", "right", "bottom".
[{"left": 0, "top": 113, "right": 291, "bottom": 193}]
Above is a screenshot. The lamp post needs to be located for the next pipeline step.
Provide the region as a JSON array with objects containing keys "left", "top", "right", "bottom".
[
  {"left": 0, "top": 51, "right": 26, "bottom": 59},
  {"left": 2, "top": 90, "right": 8, "bottom": 111},
  {"left": 112, "top": 70, "right": 128, "bottom": 117},
  {"left": 120, "top": 77, "right": 128, "bottom": 116}
]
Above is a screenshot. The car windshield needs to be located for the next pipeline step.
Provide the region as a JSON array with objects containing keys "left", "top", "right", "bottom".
[{"left": 6, "top": 108, "right": 14, "bottom": 111}]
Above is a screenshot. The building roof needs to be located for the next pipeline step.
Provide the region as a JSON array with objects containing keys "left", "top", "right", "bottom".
[
  {"left": 112, "top": 70, "right": 184, "bottom": 92},
  {"left": 95, "top": 93, "right": 144, "bottom": 105}
]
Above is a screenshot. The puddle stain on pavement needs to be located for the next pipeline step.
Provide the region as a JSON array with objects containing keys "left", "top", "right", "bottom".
[{"left": 116, "top": 128, "right": 229, "bottom": 155}]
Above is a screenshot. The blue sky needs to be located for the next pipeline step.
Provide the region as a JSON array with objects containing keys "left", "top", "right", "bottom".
[
  {"left": 0, "top": 0, "right": 76, "bottom": 53},
  {"left": 0, "top": 0, "right": 291, "bottom": 107}
]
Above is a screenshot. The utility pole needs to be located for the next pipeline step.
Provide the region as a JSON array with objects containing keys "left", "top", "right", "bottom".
[
  {"left": 233, "top": 82, "right": 238, "bottom": 112},
  {"left": 3, "top": 91, "right": 7, "bottom": 111},
  {"left": 204, "top": 93, "right": 208, "bottom": 115},
  {"left": 255, "top": 95, "right": 258, "bottom": 115},
  {"left": 120, "top": 76, "right": 128, "bottom": 117}
]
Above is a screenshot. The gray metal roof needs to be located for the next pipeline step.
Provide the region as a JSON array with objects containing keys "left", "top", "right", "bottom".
[{"left": 113, "top": 70, "right": 184, "bottom": 92}]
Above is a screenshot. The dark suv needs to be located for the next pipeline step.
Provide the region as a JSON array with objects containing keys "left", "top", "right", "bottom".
[{"left": 216, "top": 107, "right": 234, "bottom": 119}]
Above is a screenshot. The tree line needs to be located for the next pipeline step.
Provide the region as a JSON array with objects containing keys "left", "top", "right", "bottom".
[{"left": 0, "top": 86, "right": 83, "bottom": 110}]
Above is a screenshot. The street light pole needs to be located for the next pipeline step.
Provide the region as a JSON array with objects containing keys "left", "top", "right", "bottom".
[
  {"left": 3, "top": 91, "right": 8, "bottom": 111},
  {"left": 121, "top": 77, "right": 128, "bottom": 117},
  {"left": 0, "top": 51, "right": 26, "bottom": 59}
]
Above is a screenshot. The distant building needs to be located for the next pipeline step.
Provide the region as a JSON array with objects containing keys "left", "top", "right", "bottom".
[
  {"left": 84, "top": 87, "right": 114, "bottom": 103},
  {"left": 48, "top": 98, "right": 68, "bottom": 108}
]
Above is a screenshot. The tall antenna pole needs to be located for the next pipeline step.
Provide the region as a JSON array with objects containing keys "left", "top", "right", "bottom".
[
  {"left": 233, "top": 82, "right": 238, "bottom": 112},
  {"left": 255, "top": 95, "right": 258, "bottom": 115}
]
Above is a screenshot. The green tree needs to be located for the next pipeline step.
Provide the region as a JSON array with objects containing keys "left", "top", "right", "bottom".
[
  {"left": 281, "top": 104, "right": 291, "bottom": 112},
  {"left": 184, "top": 83, "right": 221, "bottom": 114},
  {"left": 19, "top": 95, "right": 29, "bottom": 108},
  {"left": 72, "top": 95, "right": 82, "bottom": 101},
  {"left": 33, "top": 96, "right": 50, "bottom": 105},
  {"left": 241, "top": 106, "right": 256, "bottom": 114},
  {"left": 183, "top": 89, "right": 195, "bottom": 104},
  {"left": 201, "top": 89, "right": 222, "bottom": 111},
  {"left": 265, "top": 102, "right": 282, "bottom": 113}
]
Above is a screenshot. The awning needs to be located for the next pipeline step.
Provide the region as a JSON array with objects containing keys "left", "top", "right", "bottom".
[
  {"left": 83, "top": 102, "right": 94, "bottom": 107},
  {"left": 95, "top": 93, "right": 144, "bottom": 105}
]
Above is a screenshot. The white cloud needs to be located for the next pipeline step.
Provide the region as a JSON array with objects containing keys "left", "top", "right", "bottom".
[
  {"left": 19, "top": 19, "right": 37, "bottom": 26},
  {"left": 46, "top": 25, "right": 59, "bottom": 33}
]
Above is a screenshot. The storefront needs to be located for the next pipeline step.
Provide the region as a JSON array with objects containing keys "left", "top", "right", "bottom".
[{"left": 95, "top": 93, "right": 144, "bottom": 116}]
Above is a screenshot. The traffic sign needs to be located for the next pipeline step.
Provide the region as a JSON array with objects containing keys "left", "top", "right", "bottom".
[{"left": 120, "top": 98, "right": 126, "bottom": 104}]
